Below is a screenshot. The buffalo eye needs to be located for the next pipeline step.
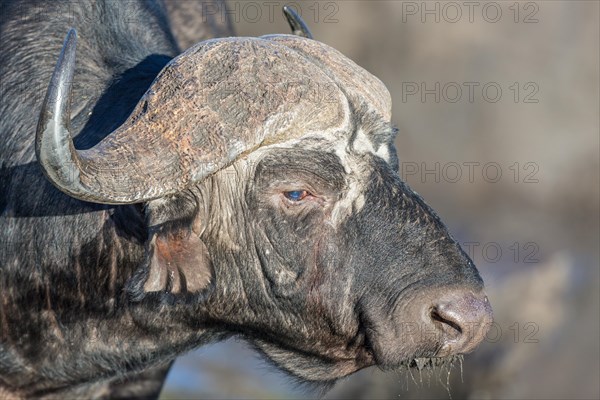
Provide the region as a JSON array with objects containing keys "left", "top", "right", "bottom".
[{"left": 283, "top": 190, "right": 310, "bottom": 202}]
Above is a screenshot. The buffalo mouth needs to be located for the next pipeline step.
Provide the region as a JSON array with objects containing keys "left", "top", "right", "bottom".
[
  {"left": 360, "top": 287, "right": 493, "bottom": 372},
  {"left": 380, "top": 354, "right": 466, "bottom": 373},
  {"left": 363, "top": 324, "right": 466, "bottom": 377},
  {"left": 248, "top": 313, "right": 472, "bottom": 386},
  {"left": 250, "top": 286, "right": 492, "bottom": 382}
]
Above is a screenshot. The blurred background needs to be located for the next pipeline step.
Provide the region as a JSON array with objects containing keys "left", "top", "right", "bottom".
[{"left": 162, "top": 1, "right": 599, "bottom": 399}]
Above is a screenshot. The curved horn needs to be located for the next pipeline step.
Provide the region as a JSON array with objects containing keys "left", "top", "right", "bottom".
[
  {"left": 282, "top": 6, "right": 313, "bottom": 39},
  {"left": 36, "top": 29, "right": 195, "bottom": 204},
  {"left": 35, "top": 29, "right": 89, "bottom": 201},
  {"left": 37, "top": 31, "right": 384, "bottom": 206}
]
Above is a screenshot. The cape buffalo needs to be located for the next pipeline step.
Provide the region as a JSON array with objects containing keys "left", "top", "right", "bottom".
[{"left": 0, "top": 1, "right": 492, "bottom": 398}]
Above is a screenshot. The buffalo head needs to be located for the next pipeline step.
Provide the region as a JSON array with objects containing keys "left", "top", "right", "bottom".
[{"left": 36, "top": 28, "right": 492, "bottom": 385}]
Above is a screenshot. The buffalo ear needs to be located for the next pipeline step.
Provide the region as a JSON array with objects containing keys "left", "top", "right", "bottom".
[
  {"left": 143, "top": 229, "right": 213, "bottom": 294},
  {"left": 126, "top": 192, "right": 214, "bottom": 302}
]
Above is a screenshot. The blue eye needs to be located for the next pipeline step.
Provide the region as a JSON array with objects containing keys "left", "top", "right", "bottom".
[{"left": 283, "top": 190, "right": 309, "bottom": 202}]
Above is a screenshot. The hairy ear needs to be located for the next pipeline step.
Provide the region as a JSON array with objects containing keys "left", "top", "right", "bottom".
[
  {"left": 143, "top": 229, "right": 213, "bottom": 293},
  {"left": 127, "top": 191, "right": 213, "bottom": 302}
]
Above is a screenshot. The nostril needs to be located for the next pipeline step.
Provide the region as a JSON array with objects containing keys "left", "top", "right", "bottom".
[
  {"left": 430, "top": 306, "right": 463, "bottom": 338},
  {"left": 428, "top": 290, "right": 493, "bottom": 357}
]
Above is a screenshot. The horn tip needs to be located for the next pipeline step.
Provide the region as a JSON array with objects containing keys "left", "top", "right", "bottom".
[
  {"left": 64, "top": 28, "right": 77, "bottom": 49},
  {"left": 282, "top": 6, "right": 313, "bottom": 39}
]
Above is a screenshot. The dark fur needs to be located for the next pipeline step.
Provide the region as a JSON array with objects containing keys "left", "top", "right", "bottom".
[
  {"left": 0, "top": 1, "right": 228, "bottom": 398},
  {"left": 1, "top": 1, "right": 484, "bottom": 398}
]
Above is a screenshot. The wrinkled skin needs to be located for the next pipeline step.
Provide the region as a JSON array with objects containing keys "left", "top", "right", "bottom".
[
  {"left": 0, "top": 1, "right": 489, "bottom": 398},
  {"left": 158, "top": 110, "right": 484, "bottom": 383}
]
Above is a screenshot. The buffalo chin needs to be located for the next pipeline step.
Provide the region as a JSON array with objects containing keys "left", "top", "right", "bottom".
[{"left": 250, "top": 339, "right": 372, "bottom": 386}]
